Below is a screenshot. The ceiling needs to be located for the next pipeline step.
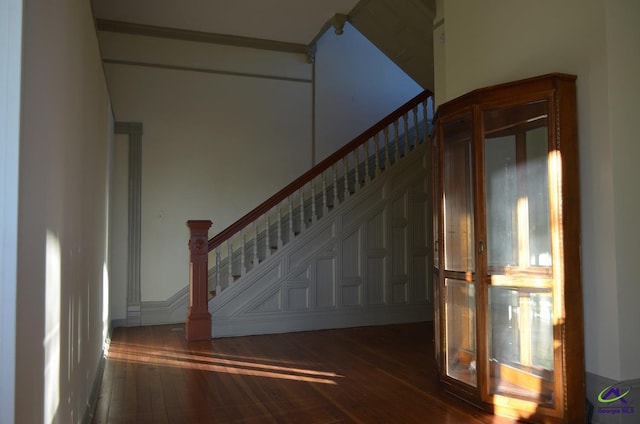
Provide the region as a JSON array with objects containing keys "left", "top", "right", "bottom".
[
  {"left": 91, "top": 0, "right": 435, "bottom": 89},
  {"left": 91, "top": 0, "right": 361, "bottom": 46}
]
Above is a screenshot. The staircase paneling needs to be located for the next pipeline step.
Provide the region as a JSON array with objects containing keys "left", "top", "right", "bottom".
[{"left": 208, "top": 141, "right": 432, "bottom": 338}]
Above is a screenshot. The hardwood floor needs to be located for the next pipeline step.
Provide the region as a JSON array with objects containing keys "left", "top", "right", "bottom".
[{"left": 91, "top": 322, "right": 514, "bottom": 423}]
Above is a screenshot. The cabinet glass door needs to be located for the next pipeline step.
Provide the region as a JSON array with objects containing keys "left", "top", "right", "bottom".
[
  {"left": 439, "top": 111, "right": 477, "bottom": 387},
  {"left": 482, "top": 100, "right": 557, "bottom": 407}
]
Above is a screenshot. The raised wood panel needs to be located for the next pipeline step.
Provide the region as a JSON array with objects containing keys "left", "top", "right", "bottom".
[
  {"left": 342, "top": 230, "right": 360, "bottom": 278},
  {"left": 316, "top": 258, "right": 335, "bottom": 308},
  {"left": 392, "top": 227, "right": 407, "bottom": 277},
  {"left": 367, "top": 211, "right": 385, "bottom": 249},
  {"left": 366, "top": 257, "right": 385, "bottom": 305},
  {"left": 249, "top": 288, "right": 282, "bottom": 314},
  {"left": 411, "top": 182, "right": 429, "bottom": 249},
  {"left": 413, "top": 256, "right": 429, "bottom": 302},
  {"left": 287, "top": 265, "right": 310, "bottom": 282},
  {"left": 392, "top": 193, "right": 407, "bottom": 221},
  {"left": 342, "top": 189, "right": 383, "bottom": 229},
  {"left": 392, "top": 282, "right": 408, "bottom": 304},
  {"left": 341, "top": 284, "right": 361, "bottom": 307},
  {"left": 286, "top": 285, "right": 308, "bottom": 311},
  {"left": 288, "top": 224, "right": 334, "bottom": 270},
  {"left": 410, "top": 184, "right": 430, "bottom": 304}
]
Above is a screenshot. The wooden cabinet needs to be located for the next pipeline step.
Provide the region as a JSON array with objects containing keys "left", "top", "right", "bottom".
[{"left": 432, "top": 74, "right": 584, "bottom": 422}]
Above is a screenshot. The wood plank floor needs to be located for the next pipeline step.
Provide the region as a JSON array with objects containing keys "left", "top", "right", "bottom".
[{"left": 91, "top": 322, "right": 515, "bottom": 423}]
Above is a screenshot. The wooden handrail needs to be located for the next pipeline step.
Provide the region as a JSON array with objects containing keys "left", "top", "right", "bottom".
[{"left": 208, "top": 90, "right": 432, "bottom": 251}]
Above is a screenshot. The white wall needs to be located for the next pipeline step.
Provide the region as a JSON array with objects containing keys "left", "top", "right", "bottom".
[
  {"left": 16, "top": 0, "right": 112, "bottom": 421},
  {"left": 0, "top": 0, "right": 22, "bottom": 421},
  {"left": 109, "top": 134, "right": 129, "bottom": 321},
  {"left": 100, "top": 32, "right": 313, "bottom": 303},
  {"left": 314, "top": 22, "right": 423, "bottom": 163},
  {"left": 605, "top": 0, "right": 640, "bottom": 380},
  {"left": 435, "top": 0, "right": 640, "bottom": 382}
]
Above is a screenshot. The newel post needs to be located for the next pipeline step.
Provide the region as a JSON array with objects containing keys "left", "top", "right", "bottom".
[{"left": 186, "top": 220, "right": 213, "bottom": 341}]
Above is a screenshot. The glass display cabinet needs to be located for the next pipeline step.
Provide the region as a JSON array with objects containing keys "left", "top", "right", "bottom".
[{"left": 432, "top": 74, "right": 585, "bottom": 422}]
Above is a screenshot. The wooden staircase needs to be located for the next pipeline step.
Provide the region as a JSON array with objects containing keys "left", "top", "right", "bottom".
[{"left": 186, "top": 91, "right": 433, "bottom": 340}]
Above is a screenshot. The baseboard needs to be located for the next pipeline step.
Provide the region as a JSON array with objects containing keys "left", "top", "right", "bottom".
[
  {"left": 140, "top": 285, "right": 189, "bottom": 325},
  {"left": 586, "top": 371, "right": 640, "bottom": 424},
  {"left": 110, "top": 285, "right": 189, "bottom": 329},
  {"left": 82, "top": 327, "right": 112, "bottom": 424},
  {"left": 111, "top": 318, "right": 128, "bottom": 328},
  {"left": 212, "top": 303, "right": 432, "bottom": 338}
]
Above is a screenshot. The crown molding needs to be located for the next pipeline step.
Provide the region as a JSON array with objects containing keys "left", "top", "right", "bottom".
[
  {"left": 103, "top": 58, "right": 312, "bottom": 83},
  {"left": 96, "top": 19, "right": 308, "bottom": 55}
]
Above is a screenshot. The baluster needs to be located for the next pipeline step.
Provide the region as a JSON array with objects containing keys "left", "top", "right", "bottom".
[
  {"left": 364, "top": 139, "right": 370, "bottom": 182},
  {"left": 374, "top": 133, "right": 380, "bottom": 178},
  {"left": 343, "top": 156, "right": 350, "bottom": 199},
  {"left": 299, "top": 187, "right": 305, "bottom": 233},
  {"left": 384, "top": 127, "right": 390, "bottom": 171},
  {"left": 277, "top": 204, "right": 283, "bottom": 248},
  {"left": 311, "top": 178, "right": 317, "bottom": 223},
  {"left": 288, "top": 196, "right": 294, "bottom": 240},
  {"left": 322, "top": 171, "right": 328, "bottom": 216},
  {"left": 354, "top": 147, "right": 360, "bottom": 193},
  {"left": 333, "top": 164, "right": 339, "bottom": 207},
  {"left": 403, "top": 112, "right": 409, "bottom": 157},
  {"left": 413, "top": 105, "right": 419, "bottom": 148},
  {"left": 393, "top": 120, "right": 400, "bottom": 163},
  {"left": 215, "top": 246, "right": 221, "bottom": 295},
  {"left": 227, "top": 239, "right": 233, "bottom": 286},
  {"left": 253, "top": 221, "right": 259, "bottom": 267},
  {"left": 265, "top": 212, "right": 271, "bottom": 258},
  {"left": 240, "top": 230, "right": 246, "bottom": 276}
]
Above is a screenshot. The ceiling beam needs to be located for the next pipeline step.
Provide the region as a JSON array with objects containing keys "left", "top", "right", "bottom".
[{"left": 95, "top": 18, "right": 309, "bottom": 55}]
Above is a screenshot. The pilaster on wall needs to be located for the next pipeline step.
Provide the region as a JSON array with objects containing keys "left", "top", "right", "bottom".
[{"left": 114, "top": 121, "right": 143, "bottom": 326}]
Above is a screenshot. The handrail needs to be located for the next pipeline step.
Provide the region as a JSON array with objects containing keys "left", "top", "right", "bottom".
[{"left": 207, "top": 89, "right": 432, "bottom": 252}]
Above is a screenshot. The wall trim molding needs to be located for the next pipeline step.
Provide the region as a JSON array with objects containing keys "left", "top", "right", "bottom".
[
  {"left": 103, "top": 58, "right": 312, "bottom": 84},
  {"left": 96, "top": 18, "right": 308, "bottom": 55},
  {"left": 114, "top": 121, "right": 143, "bottom": 327}
]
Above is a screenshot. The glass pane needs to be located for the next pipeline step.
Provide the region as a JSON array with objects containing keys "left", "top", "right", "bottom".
[
  {"left": 483, "top": 101, "right": 551, "bottom": 271},
  {"left": 525, "top": 127, "right": 552, "bottom": 267},
  {"left": 442, "top": 113, "right": 474, "bottom": 272},
  {"left": 489, "top": 286, "right": 554, "bottom": 405},
  {"left": 445, "top": 278, "right": 476, "bottom": 387},
  {"left": 485, "top": 135, "right": 517, "bottom": 267}
]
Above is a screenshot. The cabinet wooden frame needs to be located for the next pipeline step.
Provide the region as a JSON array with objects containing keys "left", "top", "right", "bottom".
[{"left": 432, "top": 74, "right": 585, "bottom": 423}]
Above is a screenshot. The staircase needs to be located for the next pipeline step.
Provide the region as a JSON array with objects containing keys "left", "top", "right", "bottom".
[{"left": 187, "top": 91, "right": 434, "bottom": 339}]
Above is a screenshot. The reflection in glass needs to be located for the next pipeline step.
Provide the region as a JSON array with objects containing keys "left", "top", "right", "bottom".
[
  {"left": 485, "top": 135, "right": 517, "bottom": 267},
  {"left": 483, "top": 101, "right": 552, "bottom": 271},
  {"left": 446, "top": 279, "right": 476, "bottom": 387},
  {"left": 442, "top": 113, "right": 474, "bottom": 273},
  {"left": 525, "top": 127, "right": 551, "bottom": 267},
  {"left": 489, "top": 286, "right": 554, "bottom": 405}
]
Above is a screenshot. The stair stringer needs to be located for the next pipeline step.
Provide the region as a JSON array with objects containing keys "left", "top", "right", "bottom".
[{"left": 208, "top": 142, "right": 433, "bottom": 338}]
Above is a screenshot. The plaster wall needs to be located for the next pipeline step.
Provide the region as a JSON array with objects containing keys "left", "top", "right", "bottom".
[
  {"left": 16, "top": 0, "right": 112, "bottom": 421},
  {"left": 314, "top": 22, "right": 423, "bottom": 163}
]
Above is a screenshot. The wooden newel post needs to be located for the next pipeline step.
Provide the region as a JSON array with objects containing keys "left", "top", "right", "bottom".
[{"left": 186, "top": 220, "right": 213, "bottom": 341}]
